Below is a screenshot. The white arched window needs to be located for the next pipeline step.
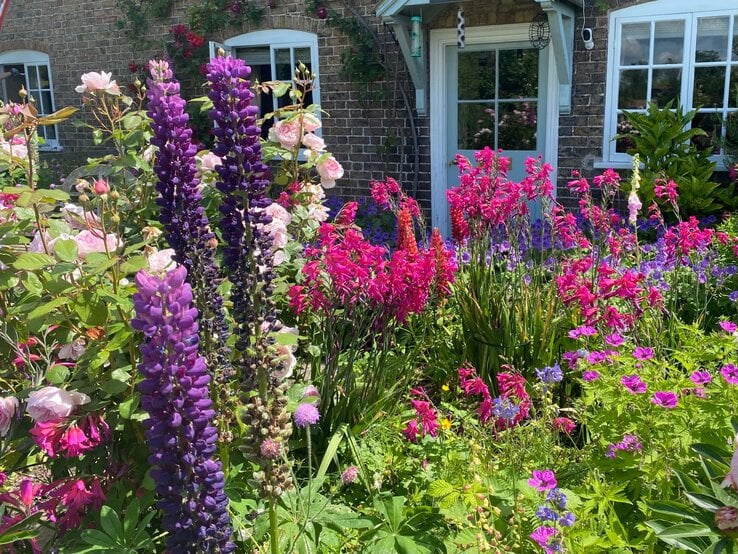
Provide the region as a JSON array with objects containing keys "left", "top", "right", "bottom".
[
  {"left": 602, "top": 0, "right": 738, "bottom": 167},
  {"left": 0, "top": 50, "right": 60, "bottom": 150},
  {"left": 214, "top": 30, "right": 321, "bottom": 139}
]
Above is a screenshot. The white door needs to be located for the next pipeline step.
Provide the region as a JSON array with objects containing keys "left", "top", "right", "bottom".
[{"left": 431, "top": 25, "right": 556, "bottom": 235}]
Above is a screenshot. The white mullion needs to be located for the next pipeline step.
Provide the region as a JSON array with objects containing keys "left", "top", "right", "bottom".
[
  {"left": 646, "top": 20, "right": 655, "bottom": 104},
  {"left": 684, "top": 13, "right": 697, "bottom": 112},
  {"left": 270, "top": 45, "right": 278, "bottom": 114}
]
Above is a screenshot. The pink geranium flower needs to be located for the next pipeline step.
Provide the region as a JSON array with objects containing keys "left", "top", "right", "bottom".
[
  {"left": 582, "top": 370, "right": 600, "bottom": 382},
  {"left": 632, "top": 347, "right": 654, "bottom": 361},
  {"left": 528, "top": 469, "right": 557, "bottom": 492},
  {"left": 721, "top": 364, "right": 738, "bottom": 385},
  {"left": 690, "top": 370, "right": 711, "bottom": 385},
  {"left": 621, "top": 374, "right": 647, "bottom": 394},
  {"left": 651, "top": 391, "right": 678, "bottom": 408},
  {"left": 719, "top": 321, "right": 737, "bottom": 333}
]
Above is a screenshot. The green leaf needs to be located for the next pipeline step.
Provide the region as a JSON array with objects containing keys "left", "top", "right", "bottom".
[
  {"left": 46, "top": 364, "right": 70, "bottom": 384},
  {"left": 80, "top": 528, "right": 121, "bottom": 549},
  {"left": 316, "top": 425, "right": 345, "bottom": 480},
  {"left": 119, "top": 393, "right": 140, "bottom": 419},
  {"left": 53, "top": 239, "right": 78, "bottom": 262},
  {"left": 123, "top": 498, "right": 140, "bottom": 539},
  {"left": 692, "top": 443, "right": 732, "bottom": 464},
  {"left": 28, "top": 296, "right": 69, "bottom": 319},
  {"left": 657, "top": 523, "right": 712, "bottom": 538},
  {"left": 12, "top": 252, "right": 55, "bottom": 270},
  {"left": 100, "top": 505, "right": 124, "bottom": 543},
  {"left": 685, "top": 493, "right": 724, "bottom": 513}
]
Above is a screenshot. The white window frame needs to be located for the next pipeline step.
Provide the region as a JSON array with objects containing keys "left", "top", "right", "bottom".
[
  {"left": 223, "top": 30, "right": 321, "bottom": 120},
  {"left": 0, "top": 50, "right": 60, "bottom": 151},
  {"left": 602, "top": 0, "right": 738, "bottom": 168}
]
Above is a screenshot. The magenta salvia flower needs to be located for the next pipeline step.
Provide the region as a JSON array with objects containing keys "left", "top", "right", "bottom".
[
  {"left": 528, "top": 469, "right": 557, "bottom": 492},
  {"left": 719, "top": 320, "right": 737, "bottom": 333},
  {"left": 651, "top": 391, "right": 678, "bottom": 408},
  {"left": 294, "top": 403, "right": 320, "bottom": 428},
  {"left": 582, "top": 370, "right": 600, "bottom": 382},
  {"left": 341, "top": 466, "right": 359, "bottom": 485},
  {"left": 621, "top": 374, "right": 647, "bottom": 394},
  {"left": 690, "top": 370, "right": 712, "bottom": 385},
  {"left": 721, "top": 364, "right": 738, "bottom": 385},
  {"left": 633, "top": 346, "right": 654, "bottom": 360},
  {"left": 131, "top": 267, "right": 234, "bottom": 553}
]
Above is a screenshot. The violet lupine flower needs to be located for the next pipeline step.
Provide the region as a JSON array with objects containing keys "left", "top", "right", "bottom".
[
  {"left": 132, "top": 267, "right": 234, "bottom": 553},
  {"left": 205, "top": 55, "right": 276, "bottom": 386},
  {"left": 146, "top": 60, "right": 231, "bottom": 378}
]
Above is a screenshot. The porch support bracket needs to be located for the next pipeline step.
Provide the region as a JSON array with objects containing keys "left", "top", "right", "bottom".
[
  {"left": 385, "top": 15, "right": 428, "bottom": 116},
  {"left": 536, "top": 0, "right": 576, "bottom": 114}
]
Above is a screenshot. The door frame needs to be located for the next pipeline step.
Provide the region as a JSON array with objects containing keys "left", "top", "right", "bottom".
[{"left": 429, "top": 24, "right": 560, "bottom": 234}]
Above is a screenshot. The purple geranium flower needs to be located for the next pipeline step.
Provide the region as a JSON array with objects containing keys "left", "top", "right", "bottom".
[
  {"left": 568, "top": 325, "right": 597, "bottom": 339},
  {"left": 605, "top": 333, "right": 625, "bottom": 347},
  {"left": 651, "top": 391, "right": 678, "bottom": 408},
  {"left": 621, "top": 374, "right": 647, "bottom": 394},
  {"left": 721, "top": 364, "right": 738, "bottom": 385},
  {"left": 530, "top": 525, "right": 558, "bottom": 548}
]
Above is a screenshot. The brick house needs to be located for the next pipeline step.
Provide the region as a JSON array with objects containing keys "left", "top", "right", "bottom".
[{"left": 0, "top": 0, "right": 736, "bottom": 232}]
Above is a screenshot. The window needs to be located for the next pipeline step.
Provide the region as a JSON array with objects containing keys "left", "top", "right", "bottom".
[
  {"left": 0, "top": 50, "right": 60, "bottom": 150},
  {"left": 603, "top": 0, "right": 738, "bottom": 166},
  {"left": 220, "top": 30, "right": 321, "bottom": 139}
]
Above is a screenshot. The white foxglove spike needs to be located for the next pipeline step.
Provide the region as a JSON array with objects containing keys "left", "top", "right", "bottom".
[{"left": 457, "top": 7, "right": 465, "bottom": 49}]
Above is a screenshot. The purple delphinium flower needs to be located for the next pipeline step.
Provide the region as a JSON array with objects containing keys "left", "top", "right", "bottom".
[
  {"left": 294, "top": 403, "right": 320, "bottom": 428},
  {"left": 651, "top": 391, "right": 678, "bottom": 408},
  {"left": 492, "top": 397, "right": 520, "bottom": 423},
  {"left": 559, "top": 511, "right": 576, "bottom": 527},
  {"left": 146, "top": 60, "right": 231, "bottom": 383},
  {"left": 690, "top": 370, "right": 711, "bottom": 385},
  {"left": 528, "top": 469, "right": 557, "bottom": 492},
  {"left": 621, "top": 374, "right": 647, "bottom": 394},
  {"left": 721, "top": 364, "right": 738, "bottom": 385},
  {"left": 633, "top": 346, "right": 654, "bottom": 361},
  {"left": 131, "top": 267, "right": 234, "bottom": 553},
  {"left": 729, "top": 291, "right": 738, "bottom": 302},
  {"left": 546, "top": 488, "right": 568, "bottom": 510},
  {"left": 536, "top": 363, "right": 563, "bottom": 385},
  {"left": 205, "top": 55, "right": 276, "bottom": 387}
]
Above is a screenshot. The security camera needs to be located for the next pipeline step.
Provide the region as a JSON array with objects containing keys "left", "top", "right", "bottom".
[{"left": 582, "top": 28, "right": 594, "bottom": 50}]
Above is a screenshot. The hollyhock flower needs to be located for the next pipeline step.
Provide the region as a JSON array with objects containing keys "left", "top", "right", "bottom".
[
  {"left": 721, "top": 364, "right": 738, "bottom": 385},
  {"left": 75, "top": 71, "right": 120, "bottom": 95},
  {"left": 316, "top": 155, "right": 344, "bottom": 188},
  {"left": 0, "top": 396, "right": 17, "bottom": 437},
  {"left": 582, "top": 370, "right": 600, "bottom": 382},
  {"left": 719, "top": 320, "right": 737, "bottom": 333},
  {"left": 552, "top": 417, "right": 576, "bottom": 434},
  {"left": 26, "top": 387, "right": 90, "bottom": 422},
  {"left": 294, "top": 403, "right": 320, "bottom": 428},
  {"left": 341, "top": 466, "right": 359, "bottom": 485},
  {"left": 73, "top": 230, "right": 122, "bottom": 258},
  {"left": 132, "top": 267, "right": 234, "bottom": 552},
  {"left": 651, "top": 391, "right": 678, "bottom": 408},
  {"left": 632, "top": 346, "right": 654, "bottom": 361},
  {"left": 528, "top": 469, "right": 557, "bottom": 492},
  {"left": 621, "top": 375, "right": 647, "bottom": 394},
  {"left": 690, "top": 370, "right": 711, "bottom": 385}
]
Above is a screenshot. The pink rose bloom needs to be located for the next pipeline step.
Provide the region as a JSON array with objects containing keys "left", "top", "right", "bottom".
[
  {"left": 316, "top": 156, "right": 344, "bottom": 188},
  {"left": 300, "top": 113, "right": 321, "bottom": 132},
  {"left": 28, "top": 230, "right": 52, "bottom": 253},
  {"left": 147, "top": 248, "right": 176, "bottom": 275},
  {"left": 301, "top": 132, "right": 326, "bottom": 152},
  {"left": 0, "top": 136, "right": 28, "bottom": 161},
  {"left": 62, "top": 204, "right": 99, "bottom": 230},
  {"left": 26, "top": 386, "right": 90, "bottom": 422},
  {"left": 75, "top": 71, "right": 120, "bottom": 95},
  {"left": 270, "top": 120, "right": 302, "bottom": 149},
  {"left": 0, "top": 396, "right": 18, "bottom": 437},
  {"left": 73, "top": 230, "right": 122, "bottom": 258}
]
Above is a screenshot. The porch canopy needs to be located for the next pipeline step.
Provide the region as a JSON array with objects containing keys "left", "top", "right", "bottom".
[{"left": 376, "top": 0, "right": 583, "bottom": 115}]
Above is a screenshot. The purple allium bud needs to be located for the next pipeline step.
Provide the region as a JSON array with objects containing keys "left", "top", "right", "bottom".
[
  {"left": 294, "top": 403, "right": 320, "bottom": 428},
  {"left": 341, "top": 466, "right": 359, "bottom": 485},
  {"left": 131, "top": 267, "right": 234, "bottom": 553}
]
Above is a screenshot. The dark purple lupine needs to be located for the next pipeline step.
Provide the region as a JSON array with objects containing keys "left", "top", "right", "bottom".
[
  {"left": 205, "top": 55, "right": 276, "bottom": 388},
  {"left": 132, "top": 266, "right": 234, "bottom": 553},
  {"left": 146, "top": 60, "right": 232, "bottom": 406}
]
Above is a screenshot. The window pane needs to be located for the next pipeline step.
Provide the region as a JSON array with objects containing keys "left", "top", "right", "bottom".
[
  {"left": 45, "top": 125, "right": 57, "bottom": 140},
  {"left": 730, "top": 66, "right": 738, "bottom": 108},
  {"left": 654, "top": 20, "right": 684, "bottom": 64},
  {"left": 27, "top": 65, "right": 38, "bottom": 89},
  {"left": 458, "top": 51, "right": 495, "bottom": 100},
  {"left": 38, "top": 64, "right": 49, "bottom": 88},
  {"left": 696, "top": 17, "right": 729, "bottom": 62},
  {"left": 618, "top": 69, "right": 648, "bottom": 108},
  {"left": 498, "top": 49, "right": 538, "bottom": 99},
  {"left": 693, "top": 66, "right": 726, "bottom": 107},
  {"left": 691, "top": 112, "right": 721, "bottom": 154},
  {"left": 458, "top": 103, "right": 495, "bottom": 149},
  {"left": 498, "top": 102, "right": 537, "bottom": 150},
  {"left": 651, "top": 68, "right": 681, "bottom": 106},
  {"left": 295, "top": 47, "right": 311, "bottom": 72},
  {"left": 734, "top": 16, "right": 738, "bottom": 60},
  {"left": 41, "top": 91, "right": 53, "bottom": 115},
  {"left": 615, "top": 113, "right": 637, "bottom": 153},
  {"left": 621, "top": 22, "right": 650, "bottom": 66},
  {"left": 239, "top": 46, "right": 270, "bottom": 67},
  {"left": 3, "top": 65, "right": 25, "bottom": 103},
  {"left": 275, "top": 48, "right": 292, "bottom": 81}
]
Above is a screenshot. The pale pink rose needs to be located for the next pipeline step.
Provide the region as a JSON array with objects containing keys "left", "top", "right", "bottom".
[
  {"left": 73, "top": 230, "right": 122, "bottom": 258},
  {"left": 316, "top": 156, "right": 344, "bottom": 188},
  {"left": 265, "top": 202, "right": 291, "bottom": 226},
  {"left": 197, "top": 151, "right": 222, "bottom": 173},
  {"left": 75, "top": 71, "right": 120, "bottom": 95},
  {"left": 271, "top": 120, "right": 302, "bottom": 149},
  {"left": 308, "top": 203, "right": 330, "bottom": 222},
  {"left": 147, "top": 248, "right": 176, "bottom": 275},
  {"left": 301, "top": 132, "right": 326, "bottom": 152},
  {"left": 141, "top": 145, "right": 157, "bottom": 163},
  {"left": 303, "top": 183, "right": 326, "bottom": 202},
  {"left": 62, "top": 204, "right": 99, "bottom": 230},
  {"left": 26, "top": 386, "right": 90, "bottom": 422},
  {"left": 271, "top": 227, "right": 289, "bottom": 250},
  {"left": 722, "top": 437, "right": 738, "bottom": 490},
  {"left": 28, "top": 231, "right": 52, "bottom": 253},
  {"left": 0, "top": 136, "right": 28, "bottom": 161},
  {"left": 0, "top": 396, "right": 18, "bottom": 437},
  {"left": 58, "top": 338, "right": 86, "bottom": 361},
  {"left": 300, "top": 113, "right": 321, "bottom": 133}
]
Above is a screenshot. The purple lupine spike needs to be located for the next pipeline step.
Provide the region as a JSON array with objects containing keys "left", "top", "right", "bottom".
[
  {"left": 146, "top": 59, "right": 232, "bottom": 394},
  {"left": 205, "top": 55, "right": 277, "bottom": 387},
  {"left": 132, "top": 266, "right": 234, "bottom": 553}
]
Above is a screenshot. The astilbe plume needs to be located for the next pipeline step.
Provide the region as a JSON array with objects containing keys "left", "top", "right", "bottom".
[
  {"left": 146, "top": 60, "right": 232, "bottom": 408},
  {"left": 205, "top": 55, "right": 277, "bottom": 389},
  {"left": 132, "top": 266, "right": 234, "bottom": 553}
]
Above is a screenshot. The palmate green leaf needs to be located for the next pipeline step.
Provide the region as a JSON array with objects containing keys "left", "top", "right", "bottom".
[{"left": 99, "top": 505, "right": 124, "bottom": 543}]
